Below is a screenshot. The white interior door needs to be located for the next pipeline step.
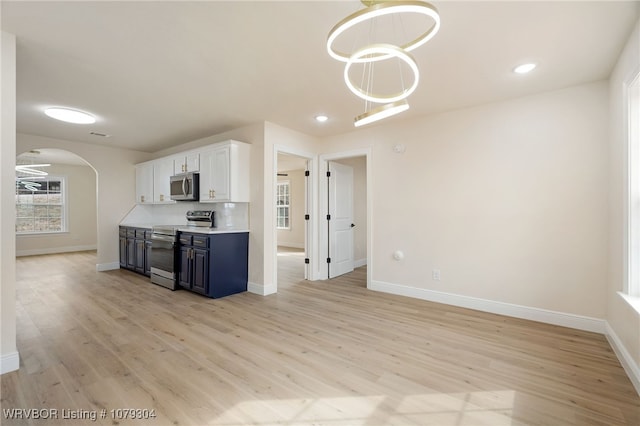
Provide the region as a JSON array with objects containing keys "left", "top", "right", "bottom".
[{"left": 328, "top": 161, "right": 354, "bottom": 278}]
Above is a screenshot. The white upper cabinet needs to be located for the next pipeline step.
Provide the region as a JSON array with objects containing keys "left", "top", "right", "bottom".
[
  {"left": 173, "top": 152, "right": 199, "bottom": 175},
  {"left": 153, "top": 157, "right": 175, "bottom": 203},
  {"left": 200, "top": 146, "right": 230, "bottom": 202},
  {"left": 135, "top": 162, "right": 153, "bottom": 204},
  {"left": 135, "top": 140, "right": 250, "bottom": 205},
  {"left": 199, "top": 141, "right": 250, "bottom": 203}
]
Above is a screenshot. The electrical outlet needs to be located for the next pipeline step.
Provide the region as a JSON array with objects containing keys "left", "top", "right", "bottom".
[{"left": 432, "top": 269, "right": 441, "bottom": 281}]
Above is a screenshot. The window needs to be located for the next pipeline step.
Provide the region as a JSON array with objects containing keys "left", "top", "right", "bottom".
[
  {"left": 15, "top": 176, "right": 66, "bottom": 234},
  {"left": 276, "top": 181, "right": 290, "bottom": 230},
  {"left": 628, "top": 72, "right": 640, "bottom": 296}
]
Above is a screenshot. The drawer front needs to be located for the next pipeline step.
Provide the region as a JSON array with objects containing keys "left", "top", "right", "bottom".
[
  {"left": 126, "top": 228, "right": 136, "bottom": 238},
  {"left": 144, "top": 230, "right": 153, "bottom": 240},
  {"left": 135, "top": 229, "right": 146, "bottom": 238},
  {"left": 179, "top": 234, "right": 193, "bottom": 246},
  {"left": 192, "top": 236, "right": 209, "bottom": 248},
  {"left": 119, "top": 227, "right": 127, "bottom": 237}
]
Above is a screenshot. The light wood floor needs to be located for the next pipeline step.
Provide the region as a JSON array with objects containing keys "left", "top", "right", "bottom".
[{"left": 1, "top": 251, "right": 639, "bottom": 425}]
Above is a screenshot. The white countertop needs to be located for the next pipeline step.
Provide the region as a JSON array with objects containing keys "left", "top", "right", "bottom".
[
  {"left": 119, "top": 223, "right": 154, "bottom": 229},
  {"left": 177, "top": 228, "right": 249, "bottom": 235},
  {"left": 120, "top": 223, "right": 249, "bottom": 234}
]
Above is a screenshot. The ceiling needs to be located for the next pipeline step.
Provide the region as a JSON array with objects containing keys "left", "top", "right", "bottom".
[{"left": 3, "top": 1, "right": 639, "bottom": 153}]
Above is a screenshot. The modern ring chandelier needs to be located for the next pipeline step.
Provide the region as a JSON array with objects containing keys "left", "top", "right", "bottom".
[{"left": 327, "top": 0, "right": 440, "bottom": 127}]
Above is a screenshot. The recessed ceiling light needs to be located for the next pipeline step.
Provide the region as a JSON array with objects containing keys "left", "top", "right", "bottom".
[
  {"left": 44, "top": 107, "right": 96, "bottom": 124},
  {"left": 315, "top": 115, "right": 329, "bottom": 123},
  {"left": 513, "top": 63, "right": 537, "bottom": 74}
]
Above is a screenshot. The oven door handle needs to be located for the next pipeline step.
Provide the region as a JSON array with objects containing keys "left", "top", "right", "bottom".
[{"left": 151, "top": 234, "right": 176, "bottom": 244}]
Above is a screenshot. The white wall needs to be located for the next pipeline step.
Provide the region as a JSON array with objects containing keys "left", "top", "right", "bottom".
[
  {"left": 277, "top": 169, "right": 305, "bottom": 249},
  {"left": 321, "top": 81, "right": 609, "bottom": 323},
  {"left": 16, "top": 163, "right": 97, "bottom": 256},
  {"left": 1, "top": 31, "right": 19, "bottom": 374},
  {"left": 607, "top": 17, "right": 640, "bottom": 392},
  {"left": 16, "top": 134, "right": 151, "bottom": 270}
]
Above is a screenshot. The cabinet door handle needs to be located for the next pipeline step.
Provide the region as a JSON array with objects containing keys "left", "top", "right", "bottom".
[{"left": 141, "top": 195, "right": 145, "bottom": 203}]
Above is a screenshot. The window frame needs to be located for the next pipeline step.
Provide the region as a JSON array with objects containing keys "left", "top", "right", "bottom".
[
  {"left": 276, "top": 180, "right": 291, "bottom": 230},
  {"left": 15, "top": 175, "right": 68, "bottom": 235}
]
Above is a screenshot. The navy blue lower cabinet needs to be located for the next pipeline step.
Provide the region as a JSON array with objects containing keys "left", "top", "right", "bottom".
[
  {"left": 178, "top": 246, "right": 192, "bottom": 290},
  {"left": 119, "top": 226, "right": 152, "bottom": 277},
  {"left": 177, "top": 232, "right": 248, "bottom": 298}
]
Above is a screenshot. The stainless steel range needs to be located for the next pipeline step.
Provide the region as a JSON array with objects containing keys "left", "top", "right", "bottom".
[
  {"left": 149, "top": 225, "right": 181, "bottom": 290},
  {"left": 149, "top": 211, "right": 215, "bottom": 290}
]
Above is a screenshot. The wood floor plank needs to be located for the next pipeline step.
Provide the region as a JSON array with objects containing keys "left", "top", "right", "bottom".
[{"left": 0, "top": 250, "right": 638, "bottom": 425}]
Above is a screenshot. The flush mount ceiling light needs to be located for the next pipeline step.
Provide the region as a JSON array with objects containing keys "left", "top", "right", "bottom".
[
  {"left": 315, "top": 115, "right": 329, "bottom": 123},
  {"left": 44, "top": 107, "right": 96, "bottom": 124},
  {"left": 513, "top": 63, "right": 537, "bottom": 74},
  {"left": 327, "top": 1, "right": 440, "bottom": 127}
]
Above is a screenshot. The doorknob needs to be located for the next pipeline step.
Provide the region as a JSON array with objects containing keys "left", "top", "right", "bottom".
[{"left": 351, "top": 223, "right": 355, "bottom": 228}]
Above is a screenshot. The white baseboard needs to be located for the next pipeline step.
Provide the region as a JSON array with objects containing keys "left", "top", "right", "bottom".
[
  {"left": 605, "top": 322, "right": 640, "bottom": 396},
  {"left": 277, "top": 242, "right": 305, "bottom": 249},
  {"left": 16, "top": 244, "right": 97, "bottom": 257},
  {"left": 96, "top": 262, "right": 120, "bottom": 272},
  {"left": 1, "top": 351, "right": 19, "bottom": 375},
  {"left": 248, "top": 281, "right": 277, "bottom": 296},
  {"left": 354, "top": 258, "right": 367, "bottom": 268},
  {"left": 370, "top": 280, "right": 606, "bottom": 334}
]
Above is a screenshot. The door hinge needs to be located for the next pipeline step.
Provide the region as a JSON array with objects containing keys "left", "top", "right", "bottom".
[
  {"left": 305, "top": 170, "right": 310, "bottom": 177},
  {"left": 305, "top": 214, "right": 310, "bottom": 220},
  {"left": 326, "top": 214, "right": 331, "bottom": 220},
  {"left": 326, "top": 171, "right": 331, "bottom": 177},
  {"left": 327, "top": 257, "right": 331, "bottom": 263},
  {"left": 305, "top": 258, "right": 310, "bottom": 264}
]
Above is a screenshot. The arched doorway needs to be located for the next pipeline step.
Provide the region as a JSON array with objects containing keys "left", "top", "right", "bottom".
[{"left": 16, "top": 148, "right": 98, "bottom": 257}]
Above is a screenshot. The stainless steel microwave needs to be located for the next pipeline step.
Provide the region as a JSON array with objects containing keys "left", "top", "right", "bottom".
[{"left": 170, "top": 172, "right": 199, "bottom": 201}]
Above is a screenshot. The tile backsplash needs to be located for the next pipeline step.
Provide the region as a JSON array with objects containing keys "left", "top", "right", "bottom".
[{"left": 121, "top": 202, "right": 249, "bottom": 230}]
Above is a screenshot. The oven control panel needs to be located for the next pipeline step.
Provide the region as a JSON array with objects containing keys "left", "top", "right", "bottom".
[{"left": 186, "top": 210, "right": 215, "bottom": 228}]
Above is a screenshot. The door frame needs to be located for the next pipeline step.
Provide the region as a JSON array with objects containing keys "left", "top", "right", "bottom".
[
  {"left": 273, "top": 145, "right": 319, "bottom": 292},
  {"left": 319, "top": 148, "right": 372, "bottom": 288}
]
